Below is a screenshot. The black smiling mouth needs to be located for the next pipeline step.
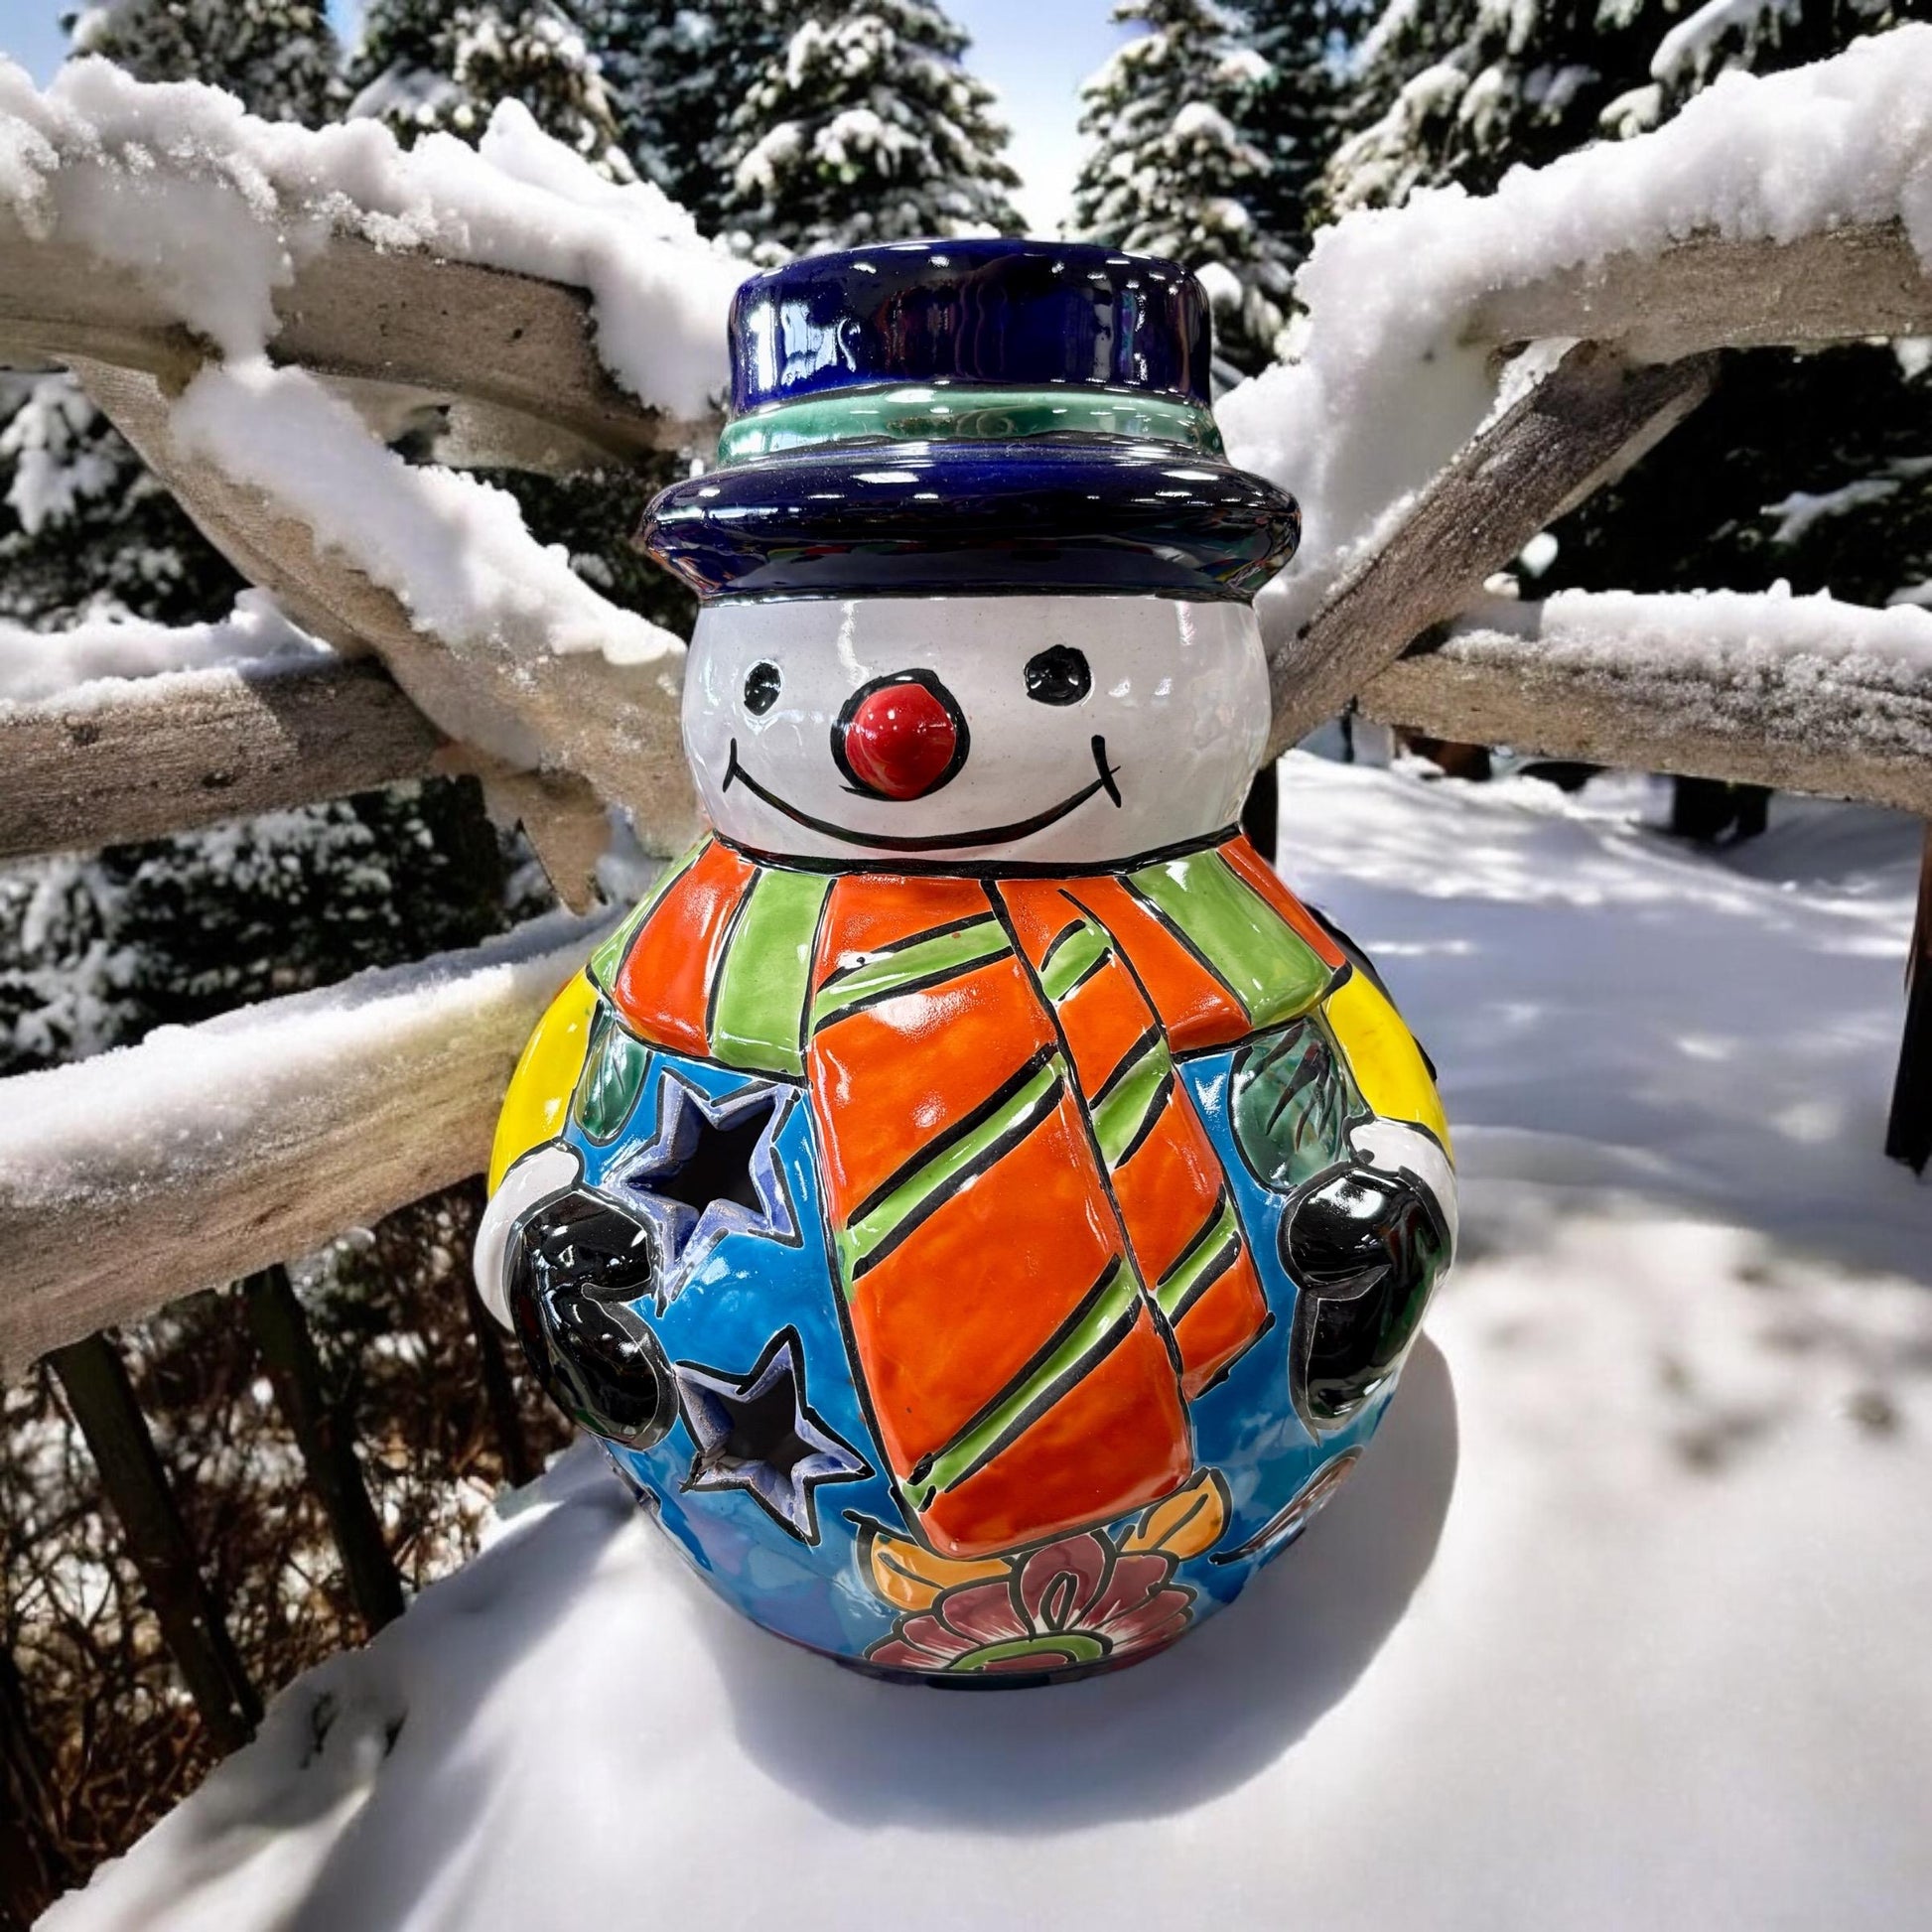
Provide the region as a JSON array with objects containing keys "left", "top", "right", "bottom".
[{"left": 722, "top": 734, "right": 1122, "bottom": 853}]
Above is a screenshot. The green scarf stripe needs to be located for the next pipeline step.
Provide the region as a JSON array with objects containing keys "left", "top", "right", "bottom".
[
  {"left": 588, "top": 838, "right": 706, "bottom": 995},
  {"left": 1154, "top": 1197, "right": 1243, "bottom": 1323},
  {"left": 706, "top": 868, "right": 834, "bottom": 1077},
  {"left": 1091, "top": 1039, "right": 1173, "bottom": 1168},
  {"left": 1128, "top": 850, "right": 1331, "bottom": 1029},
  {"left": 718, "top": 385, "right": 1224, "bottom": 466},
  {"left": 811, "top": 917, "right": 1010, "bottom": 1034},
  {"left": 905, "top": 1258, "right": 1145, "bottom": 1505},
  {"left": 1039, "top": 920, "right": 1111, "bottom": 1004},
  {"left": 836, "top": 1056, "right": 1064, "bottom": 1279}
]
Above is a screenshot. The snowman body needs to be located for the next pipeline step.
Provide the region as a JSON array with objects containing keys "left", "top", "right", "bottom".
[{"left": 478, "top": 244, "right": 1454, "bottom": 1683}]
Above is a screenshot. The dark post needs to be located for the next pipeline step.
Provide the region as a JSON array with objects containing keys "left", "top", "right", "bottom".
[
  {"left": 1885, "top": 826, "right": 1932, "bottom": 1174},
  {"left": 240, "top": 1266, "right": 406, "bottom": 1636},
  {"left": 1, "top": 1647, "right": 74, "bottom": 1922},
  {"left": 46, "top": 1334, "right": 260, "bottom": 1753},
  {"left": 465, "top": 1283, "right": 536, "bottom": 1490},
  {"left": 1241, "top": 763, "right": 1279, "bottom": 865}
]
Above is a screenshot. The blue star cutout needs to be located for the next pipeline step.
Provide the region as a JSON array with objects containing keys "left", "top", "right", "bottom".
[
  {"left": 606, "top": 1073, "right": 798, "bottom": 1311},
  {"left": 673, "top": 1328, "right": 872, "bottom": 1545}
]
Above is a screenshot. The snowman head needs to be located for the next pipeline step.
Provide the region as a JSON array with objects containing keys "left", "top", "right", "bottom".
[
  {"left": 684, "top": 593, "right": 1269, "bottom": 866},
  {"left": 638, "top": 239, "right": 1299, "bottom": 868}
]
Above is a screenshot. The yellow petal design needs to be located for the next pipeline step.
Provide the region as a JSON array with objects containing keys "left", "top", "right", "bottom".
[
  {"left": 487, "top": 970, "right": 600, "bottom": 1193},
  {"left": 862, "top": 1523, "right": 1011, "bottom": 1611},
  {"left": 1323, "top": 969, "right": 1451, "bottom": 1155},
  {"left": 1123, "top": 1467, "right": 1229, "bottom": 1560}
]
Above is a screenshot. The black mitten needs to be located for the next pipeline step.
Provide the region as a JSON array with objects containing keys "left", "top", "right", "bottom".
[
  {"left": 1283, "top": 1166, "right": 1449, "bottom": 1428},
  {"left": 506, "top": 1189, "right": 677, "bottom": 1447}
]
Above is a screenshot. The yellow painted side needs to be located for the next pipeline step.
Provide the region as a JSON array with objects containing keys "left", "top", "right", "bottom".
[
  {"left": 1324, "top": 970, "right": 1451, "bottom": 1156},
  {"left": 488, "top": 971, "right": 600, "bottom": 1192}
]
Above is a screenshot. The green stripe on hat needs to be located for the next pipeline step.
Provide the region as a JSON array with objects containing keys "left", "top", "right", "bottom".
[
  {"left": 718, "top": 384, "right": 1225, "bottom": 466},
  {"left": 1128, "top": 849, "right": 1331, "bottom": 1029},
  {"left": 706, "top": 867, "right": 834, "bottom": 1077},
  {"left": 1155, "top": 1195, "right": 1243, "bottom": 1324}
]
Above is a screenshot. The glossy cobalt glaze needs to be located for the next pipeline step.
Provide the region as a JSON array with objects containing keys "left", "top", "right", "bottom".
[{"left": 477, "top": 242, "right": 1456, "bottom": 1686}]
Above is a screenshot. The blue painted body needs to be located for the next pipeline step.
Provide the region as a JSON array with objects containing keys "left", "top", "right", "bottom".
[{"left": 570, "top": 1045, "right": 1393, "bottom": 1668}]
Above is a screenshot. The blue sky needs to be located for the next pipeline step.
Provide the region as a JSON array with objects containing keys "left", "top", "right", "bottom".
[{"left": 0, "top": 0, "right": 1131, "bottom": 231}]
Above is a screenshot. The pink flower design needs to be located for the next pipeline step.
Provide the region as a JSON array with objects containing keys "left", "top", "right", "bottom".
[{"left": 865, "top": 1530, "right": 1194, "bottom": 1677}]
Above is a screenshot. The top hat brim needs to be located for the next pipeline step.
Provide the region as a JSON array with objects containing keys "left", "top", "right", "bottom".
[{"left": 638, "top": 439, "right": 1301, "bottom": 605}]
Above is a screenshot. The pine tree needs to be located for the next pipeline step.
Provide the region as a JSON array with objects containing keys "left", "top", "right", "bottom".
[
  {"left": 66, "top": 0, "right": 341, "bottom": 123},
  {"left": 589, "top": 0, "right": 786, "bottom": 231},
  {"left": 0, "top": 5, "right": 529, "bottom": 1070},
  {"left": 1323, "top": 0, "right": 1932, "bottom": 831},
  {"left": 716, "top": 0, "right": 1024, "bottom": 258},
  {"left": 347, "top": 0, "right": 629, "bottom": 176},
  {"left": 1070, "top": 0, "right": 1292, "bottom": 380},
  {"left": 1241, "top": 0, "right": 1376, "bottom": 277}
]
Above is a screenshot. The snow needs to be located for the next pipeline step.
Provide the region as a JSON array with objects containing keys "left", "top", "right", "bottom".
[
  {"left": 1650, "top": 0, "right": 1801, "bottom": 89},
  {"left": 41, "top": 759, "right": 1932, "bottom": 1932},
  {"left": 1459, "top": 581, "right": 1932, "bottom": 669},
  {"left": 0, "top": 906, "right": 613, "bottom": 1216},
  {"left": 0, "top": 58, "right": 743, "bottom": 419},
  {"left": 0, "top": 589, "right": 323, "bottom": 704},
  {"left": 170, "top": 359, "right": 681, "bottom": 679},
  {"left": 1221, "top": 25, "right": 1932, "bottom": 635}
]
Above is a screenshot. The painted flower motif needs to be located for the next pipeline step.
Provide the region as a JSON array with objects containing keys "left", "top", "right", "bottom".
[{"left": 865, "top": 1530, "right": 1194, "bottom": 1677}]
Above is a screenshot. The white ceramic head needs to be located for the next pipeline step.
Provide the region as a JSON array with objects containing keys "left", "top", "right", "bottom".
[{"left": 682, "top": 594, "right": 1269, "bottom": 867}]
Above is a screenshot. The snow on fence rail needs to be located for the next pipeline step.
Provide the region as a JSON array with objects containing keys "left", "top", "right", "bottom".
[
  {"left": 4, "top": 36, "right": 1932, "bottom": 1367},
  {"left": 0, "top": 909, "right": 614, "bottom": 1378}
]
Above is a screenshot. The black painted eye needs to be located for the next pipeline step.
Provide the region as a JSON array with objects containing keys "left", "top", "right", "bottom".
[
  {"left": 744, "top": 661, "right": 781, "bottom": 715},
  {"left": 1025, "top": 644, "right": 1091, "bottom": 706}
]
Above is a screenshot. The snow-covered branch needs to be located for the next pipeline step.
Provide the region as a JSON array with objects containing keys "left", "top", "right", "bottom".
[
  {"left": 1361, "top": 590, "right": 1932, "bottom": 818},
  {"left": 76, "top": 357, "right": 702, "bottom": 855},
  {"left": 1261, "top": 345, "right": 1717, "bottom": 758},
  {"left": 0, "top": 908, "right": 614, "bottom": 1378},
  {"left": 1230, "top": 27, "right": 1932, "bottom": 723},
  {"left": 0, "top": 57, "right": 740, "bottom": 441}
]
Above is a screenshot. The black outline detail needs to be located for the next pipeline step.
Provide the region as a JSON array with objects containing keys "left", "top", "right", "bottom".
[
  {"left": 813, "top": 910, "right": 1002, "bottom": 991},
  {"left": 1165, "top": 1219, "right": 1242, "bottom": 1327},
  {"left": 906, "top": 1255, "right": 1139, "bottom": 1498},
  {"left": 811, "top": 948, "right": 1010, "bottom": 1037},
  {"left": 846, "top": 1054, "right": 1065, "bottom": 1282},
  {"left": 1024, "top": 642, "right": 1092, "bottom": 706},
  {"left": 831, "top": 667, "right": 971, "bottom": 801},
  {"left": 715, "top": 822, "right": 1234, "bottom": 881},
  {"left": 743, "top": 659, "right": 781, "bottom": 715},
  {"left": 1118, "top": 869, "right": 1249, "bottom": 1015},
  {"left": 1091, "top": 1021, "right": 1165, "bottom": 1110},
  {"left": 1158, "top": 1186, "right": 1235, "bottom": 1292},
  {"left": 1209, "top": 1447, "right": 1362, "bottom": 1565},
  {"left": 1113, "top": 1065, "right": 1176, "bottom": 1169},
  {"left": 700, "top": 868, "right": 759, "bottom": 1047},
  {"left": 673, "top": 1325, "right": 872, "bottom": 1546},
  {"left": 721, "top": 734, "right": 1121, "bottom": 853}
]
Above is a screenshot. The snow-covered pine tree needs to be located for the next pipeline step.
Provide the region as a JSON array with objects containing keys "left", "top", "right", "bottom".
[
  {"left": 1324, "top": 0, "right": 1932, "bottom": 832},
  {"left": 716, "top": 0, "right": 1024, "bottom": 258},
  {"left": 1241, "top": 0, "right": 1376, "bottom": 278},
  {"left": 1070, "top": 0, "right": 1291, "bottom": 380},
  {"left": 347, "top": 0, "right": 629, "bottom": 176},
  {"left": 0, "top": 5, "right": 528, "bottom": 1072},
  {"left": 589, "top": 0, "right": 786, "bottom": 232},
  {"left": 66, "top": 0, "right": 341, "bottom": 123}
]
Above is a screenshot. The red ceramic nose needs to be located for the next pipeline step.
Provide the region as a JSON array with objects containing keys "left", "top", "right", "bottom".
[{"left": 839, "top": 678, "right": 962, "bottom": 800}]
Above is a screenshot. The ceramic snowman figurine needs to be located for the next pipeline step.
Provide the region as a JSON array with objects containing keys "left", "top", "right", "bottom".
[{"left": 477, "top": 241, "right": 1455, "bottom": 1684}]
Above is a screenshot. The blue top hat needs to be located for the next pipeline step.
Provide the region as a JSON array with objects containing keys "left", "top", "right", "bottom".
[{"left": 638, "top": 238, "right": 1300, "bottom": 604}]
